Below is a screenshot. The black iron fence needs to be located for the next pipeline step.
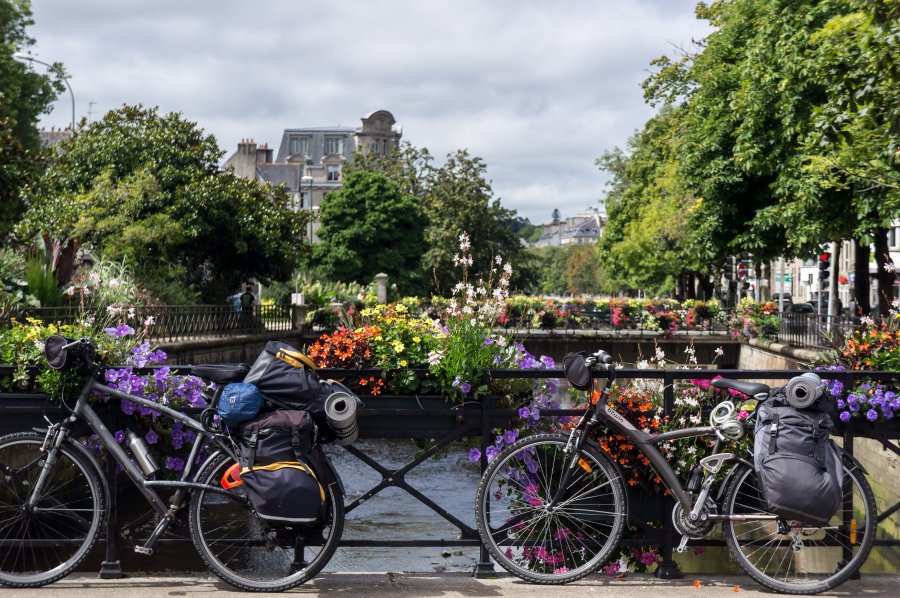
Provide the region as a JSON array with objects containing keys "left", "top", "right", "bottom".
[
  {"left": 777, "top": 312, "right": 857, "bottom": 350},
  {"left": 14, "top": 304, "right": 296, "bottom": 344},
  {"left": 0, "top": 365, "right": 897, "bottom": 578}
]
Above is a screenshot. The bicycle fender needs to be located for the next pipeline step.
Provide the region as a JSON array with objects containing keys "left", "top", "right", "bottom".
[
  {"left": 839, "top": 446, "right": 868, "bottom": 476},
  {"left": 716, "top": 456, "right": 755, "bottom": 502},
  {"left": 31, "top": 427, "right": 111, "bottom": 514},
  {"left": 317, "top": 449, "right": 346, "bottom": 498}
]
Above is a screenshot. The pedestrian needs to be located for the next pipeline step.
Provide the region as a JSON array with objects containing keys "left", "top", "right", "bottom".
[{"left": 240, "top": 286, "right": 255, "bottom": 312}]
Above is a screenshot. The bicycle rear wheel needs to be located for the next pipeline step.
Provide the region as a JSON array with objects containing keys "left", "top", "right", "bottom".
[
  {"left": 189, "top": 452, "right": 344, "bottom": 592},
  {"left": 475, "top": 433, "right": 627, "bottom": 584},
  {"left": 722, "top": 456, "right": 876, "bottom": 594},
  {"left": 0, "top": 431, "right": 104, "bottom": 587}
]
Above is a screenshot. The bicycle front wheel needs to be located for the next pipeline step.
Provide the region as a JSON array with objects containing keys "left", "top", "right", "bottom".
[
  {"left": 475, "top": 433, "right": 627, "bottom": 584},
  {"left": 722, "top": 456, "right": 876, "bottom": 594},
  {"left": 0, "top": 431, "right": 105, "bottom": 588},
  {"left": 189, "top": 452, "right": 344, "bottom": 592}
]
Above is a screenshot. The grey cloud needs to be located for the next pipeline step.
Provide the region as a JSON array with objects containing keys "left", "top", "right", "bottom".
[{"left": 29, "top": 0, "right": 709, "bottom": 225}]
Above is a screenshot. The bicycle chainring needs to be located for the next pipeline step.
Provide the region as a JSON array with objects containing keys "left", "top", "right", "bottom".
[{"left": 672, "top": 499, "right": 717, "bottom": 539}]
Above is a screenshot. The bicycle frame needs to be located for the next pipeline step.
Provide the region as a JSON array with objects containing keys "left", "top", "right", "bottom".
[
  {"left": 571, "top": 367, "right": 766, "bottom": 521},
  {"left": 38, "top": 372, "right": 240, "bottom": 551}
]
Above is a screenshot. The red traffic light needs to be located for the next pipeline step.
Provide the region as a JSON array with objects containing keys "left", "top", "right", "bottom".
[{"left": 820, "top": 253, "right": 831, "bottom": 262}]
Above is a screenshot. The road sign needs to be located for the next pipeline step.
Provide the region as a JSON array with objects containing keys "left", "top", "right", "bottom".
[{"left": 737, "top": 262, "right": 748, "bottom": 279}]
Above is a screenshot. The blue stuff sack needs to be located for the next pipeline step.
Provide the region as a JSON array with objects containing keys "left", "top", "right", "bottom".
[{"left": 217, "top": 382, "right": 264, "bottom": 427}]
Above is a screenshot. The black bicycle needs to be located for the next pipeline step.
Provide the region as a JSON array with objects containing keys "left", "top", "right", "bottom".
[
  {"left": 475, "top": 349, "right": 876, "bottom": 594},
  {"left": 0, "top": 336, "right": 345, "bottom": 591}
]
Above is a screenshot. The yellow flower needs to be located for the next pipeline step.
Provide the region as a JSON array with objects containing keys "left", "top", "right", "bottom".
[
  {"left": 393, "top": 340, "right": 405, "bottom": 353},
  {"left": 413, "top": 336, "right": 421, "bottom": 343},
  {"left": 399, "top": 359, "right": 408, "bottom": 367}
]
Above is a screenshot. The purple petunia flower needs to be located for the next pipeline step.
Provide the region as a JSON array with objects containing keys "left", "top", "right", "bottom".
[
  {"left": 519, "top": 407, "right": 530, "bottom": 419},
  {"left": 484, "top": 337, "right": 494, "bottom": 346},
  {"left": 145, "top": 430, "right": 158, "bottom": 445},
  {"left": 485, "top": 445, "right": 499, "bottom": 463},
  {"left": 840, "top": 411, "right": 851, "bottom": 422},
  {"left": 503, "top": 429, "right": 519, "bottom": 445},
  {"left": 836, "top": 399, "right": 845, "bottom": 410},
  {"left": 120, "top": 400, "right": 136, "bottom": 415},
  {"left": 468, "top": 447, "right": 481, "bottom": 462},
  {"left": 460, "top": 381, "right": 472, "bottom": 394},
  {"left": 114, "top": 430, "right": 125, "bottom": 443},
  {"left": 866, "top": 409, "right": 878, "bottom": 422}
]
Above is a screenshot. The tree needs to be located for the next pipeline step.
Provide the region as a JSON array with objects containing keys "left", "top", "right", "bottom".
[
  {"left": 422, "top": 150, "right": 528, "bottom": 293},
  {"left": 312, "top": 171, "right": 426, "bottom": 296},
  {"left": 19, "top": 105, "right": 309, "bottom": 302},
  {"left": 0, "top": 0, "right": 64, "bottom": 238},
  {"left": 551, "top": 209, "right": 561, "bottom": 223},
  {"left": 348, "top": 144, "right": 533, "bottom": 294}
]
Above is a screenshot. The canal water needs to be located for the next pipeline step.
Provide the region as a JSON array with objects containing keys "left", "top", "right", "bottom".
[{"left": 321, "top": 438, "right": 483, "bottom": 573}]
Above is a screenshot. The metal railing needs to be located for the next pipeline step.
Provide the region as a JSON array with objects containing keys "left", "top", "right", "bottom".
[
  {"left": 777, "top": 313, "right": 857, "bottom": 349},
  {"left": 0, "top": 365, "right": 896, "bottom": 578},
  {"left": 14, "top": 304, "right": 297, "bottom": 344}
]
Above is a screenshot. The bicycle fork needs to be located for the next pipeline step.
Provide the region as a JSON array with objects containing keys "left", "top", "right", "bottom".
[{"left": 24, "top": 422, "right": 73, "bottom": 510}]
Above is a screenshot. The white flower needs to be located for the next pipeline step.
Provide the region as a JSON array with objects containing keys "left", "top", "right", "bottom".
[
  {"left": 714, "top": 347, "right": 725, "bottom": 357},
  {"left": 503, "top": 263, "right": 513, "bottom": 275},
  {"left": 654, "top": 347, "right": 666, "bottom": 363},
  {"left": 458, "top": 232, "right": 471, "bottom": 251},
  {"left": 861, "top": 315, "right": 874, "bottom": 326},
  {"left": 65, "top": 286, "right": 76, "bottom": 297},
  {"left": 495, "top": 255, "right": 503, "bottom": 265},
  {"left": 88, "top": 271, "right": 101, "bottom": 285},
  {"left": 427, "top": 350, "right": 443, "bottom": 366},
  {"left": 108, "top": 278, "right": 121, "bottom": 289},
  {"left": 127, "top": 307, "right": 136, "bottom": 320},
  {"left": 637, "top": 359, "right": 649, "bottom": 369},
  {"left": 106, "top": 305, "right": 121, "bottom": 314},
  {"left": 143, "top": 315, "right": 156, "bottom": 327}
]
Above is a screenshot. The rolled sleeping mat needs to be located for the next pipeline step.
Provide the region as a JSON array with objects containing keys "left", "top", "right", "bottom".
[
  {"left": 785, "top": 372, "right": 824, "bottom": 409},
  {"left": 325, "top": 390, "right": 359, "bottom": 446}
]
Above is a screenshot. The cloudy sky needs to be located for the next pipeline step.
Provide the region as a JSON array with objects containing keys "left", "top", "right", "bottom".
[{"left": 28, "top": 0, "right": 710, "bottom": 225}]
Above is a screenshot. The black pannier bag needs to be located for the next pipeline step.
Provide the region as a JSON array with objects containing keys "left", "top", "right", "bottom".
[
  {"left": 753, "top": 387, "right": 842, "bottom": 526},
  {"left": 244, "top": 341, "right": 325, "bottom": 416},
  {"left": 239, "top": 410, "right": 325, "bottom": 526}
]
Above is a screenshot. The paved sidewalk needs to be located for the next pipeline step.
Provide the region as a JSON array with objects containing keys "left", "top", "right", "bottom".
[{"left": 2, "top": 572, "right": 896, "bottom": 597}]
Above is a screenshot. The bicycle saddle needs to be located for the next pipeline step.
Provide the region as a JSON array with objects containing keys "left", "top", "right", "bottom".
[
  {"left": 191, "top": 363, "right": 250, "bottom": 384},
  {"left": 711, "top": 378, "right": 770, "bottom": 398}
]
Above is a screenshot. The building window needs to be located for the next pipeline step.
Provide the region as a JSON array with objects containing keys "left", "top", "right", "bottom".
[
  {"left": 327, "top": 164, "right": 340, "bottom": 181},
  {"left": 289, "top": 137, "right": 308, "bottom": 156},
  {"left": 371, "top": 139, "right": 381, "bottom": 153},
  {"left": 890, "top": 226, "right": 900, "bottom": 250},
  {"left": 325, "top": 136, "right": 344, "bottom": 155}
]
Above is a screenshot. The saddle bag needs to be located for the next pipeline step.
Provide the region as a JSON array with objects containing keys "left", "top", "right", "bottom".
[
  {"left": 238, "top": 410, "right": 325, "bottom": 526},
  {"left": 754, "top": 387, "right": 842, "bottom": 526}
]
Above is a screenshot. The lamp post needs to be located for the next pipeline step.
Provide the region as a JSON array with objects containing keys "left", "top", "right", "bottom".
[
  {"left": 15, "top": 55, "right": 75, "bottom": 131},
  {"left": 301, "top": 175, "right": 314, "bottom": 243}
]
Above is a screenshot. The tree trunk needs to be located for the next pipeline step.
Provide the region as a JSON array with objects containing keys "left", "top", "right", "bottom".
[
  {"left": 873, "top": 227, "right": 895, "bottom": 316},
  {"left": 686, "top": 273, "right": 697, "bottom": 299},
  {"left": 828, "top": 241, "right": 841, "bottom": 319},
  {"left": 853, "top": 238, "right": 870, "bottom": 316}
]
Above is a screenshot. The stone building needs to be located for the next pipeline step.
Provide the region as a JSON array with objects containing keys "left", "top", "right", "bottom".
[
  {"left": 532, "top": 210, "right": 604, "bottom": 247},
  {"left": 224, "top": 109, "right": 402, "bottom": 240}
]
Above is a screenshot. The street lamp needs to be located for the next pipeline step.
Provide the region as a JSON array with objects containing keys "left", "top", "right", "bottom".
[
  {"left": 300, "top": 175, "right": 314, "bottom": 243},
  {"left": 14, "top": 55, "right": 75, "bottom": 131}
]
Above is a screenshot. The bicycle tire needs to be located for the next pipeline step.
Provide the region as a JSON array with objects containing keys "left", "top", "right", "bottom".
[
  {"left": 188, "top": 451, "right": 344, "bottom": 592},
  {"left": 475, "top": 433, "right": 627, "bottom": 584},
  {"left": 0, "top": 431, "right": 105, "bottom": 588},
  {"left": 722, "top": 455, "right": 876, "bottom": 594}
]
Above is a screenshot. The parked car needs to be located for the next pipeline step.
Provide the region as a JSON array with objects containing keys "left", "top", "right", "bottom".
[{"left": 788, "top": 302, "right": 815, "bottom": 314}]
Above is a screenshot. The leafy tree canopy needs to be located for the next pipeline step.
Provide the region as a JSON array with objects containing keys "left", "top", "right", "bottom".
[
  {"left": 312, "top": 170, "right": 426, "bottom": 296},
  {"left": 0, "top": 0, "right": 64, "bottom": 238},
  {"left": 19, "top": 105, "right": 309, "bottom": 302}
]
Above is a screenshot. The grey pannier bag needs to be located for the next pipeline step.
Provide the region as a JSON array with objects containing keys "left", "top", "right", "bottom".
[{"left": 753, "top": 387, "right": 842, "bottom": 526}]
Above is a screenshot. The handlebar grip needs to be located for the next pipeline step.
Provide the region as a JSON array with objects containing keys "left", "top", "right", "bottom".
[{"left": 595, "top": 350, "right": 613, "bottom": 365}]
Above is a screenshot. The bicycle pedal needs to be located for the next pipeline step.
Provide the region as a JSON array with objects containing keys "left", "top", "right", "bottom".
[{"left": 134, "top": 545, "right": 153, "bottom": 556}]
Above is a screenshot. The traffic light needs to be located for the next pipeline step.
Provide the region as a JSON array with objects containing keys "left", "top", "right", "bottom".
[
  {"left": 819, "top": 252, "right": 831, "bottom": 281},
  {"left": 724, "top": 256, "right": 735, "bottom": 280},
  {"left": 738, "top": 252, "right": 751, "bottom": 281}
]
